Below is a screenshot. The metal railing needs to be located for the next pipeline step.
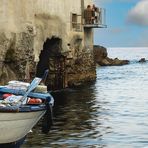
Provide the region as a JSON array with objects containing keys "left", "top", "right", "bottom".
[
  {"left": 84, "top": 7, "right": 107, "bottom": 28},
  {"left": 71, "top": 7, "right": 107, "bottom": 32}
]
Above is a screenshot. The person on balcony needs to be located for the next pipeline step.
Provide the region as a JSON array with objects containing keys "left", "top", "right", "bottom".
[
  {"left": 92, "top": 4, "right": 99, "bottom": 24},
  {"left": 84, "top": 5, "right": 93, "bottom": 24}
]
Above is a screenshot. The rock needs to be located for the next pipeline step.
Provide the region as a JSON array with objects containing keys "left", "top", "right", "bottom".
[
  {"left": 111, "top": 58, "right": 129, "bottom": 66},
  {"left": 93, "top": 45, "right": 129, "bottom": 66},
  {"left": 139, "top": 58, "right": 146, "bottom": 63},
  {"left": 97, "top": 58, "right": 111, "bottom": 66},
  {"left": 93, "top": 45, "right": 108, "bottom": 63}
]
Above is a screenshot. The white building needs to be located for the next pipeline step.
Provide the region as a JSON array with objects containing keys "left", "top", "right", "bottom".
[{"left": 0, "top": 0, "right": 106, "bottom": 89}]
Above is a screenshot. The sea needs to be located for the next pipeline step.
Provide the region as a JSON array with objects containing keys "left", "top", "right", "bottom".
[{"left": 23, "top": 47, "right": 148, "bottom": 148}]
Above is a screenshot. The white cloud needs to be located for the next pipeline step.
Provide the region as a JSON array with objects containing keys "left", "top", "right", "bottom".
[{"left": 127, "top": 0, "right": 148, "bottom": 26}]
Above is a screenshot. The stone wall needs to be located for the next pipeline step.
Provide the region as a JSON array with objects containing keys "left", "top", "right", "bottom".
[
  {"left": 0, "top": 0, "right": 96, "bottom": 88},
  {"left": 0, "top": 29, "right": 35, "bottom": 84},
  {"left": 67, "top": 48, "right": 96, "bottom": 87}
]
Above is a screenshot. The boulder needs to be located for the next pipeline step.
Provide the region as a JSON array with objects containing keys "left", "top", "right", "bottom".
[
  {"left": 98, "top": 58, "right": 112, "bottom": 66},
  {"left": 93, "top": 45, "right": 107, "bottom": 62},
  {"left": 139, "top": 58, "right": 146, "bottom": 63},
  {"left": 93, "top": 45, "right": 129, "bottom": 66},
  {"left": 111, "top": 58, "right": 129, "bottom": 66}
]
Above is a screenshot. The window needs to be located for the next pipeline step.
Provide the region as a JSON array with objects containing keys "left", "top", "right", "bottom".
[{"left": 71, "top": 13, "right": 82, "bottom": 32}]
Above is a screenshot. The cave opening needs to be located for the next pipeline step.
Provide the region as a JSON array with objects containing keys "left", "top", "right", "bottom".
[{"left": 36, "top": 37, "right": 66, "bottom": 90}]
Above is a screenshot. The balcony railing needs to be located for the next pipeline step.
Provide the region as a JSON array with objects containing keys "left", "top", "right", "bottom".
[
  {"left": 83, "top": 8, "right": 107, "bottom": 28},
  {"left": 70, "top": 7, "right": 107, "bottom": 32}
]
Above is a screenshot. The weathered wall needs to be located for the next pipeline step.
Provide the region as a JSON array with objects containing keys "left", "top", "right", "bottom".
[{"left": 0, "top": 0, "right": 96, "bottom": 87}]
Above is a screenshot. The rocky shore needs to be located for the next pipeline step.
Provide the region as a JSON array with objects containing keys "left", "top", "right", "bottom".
[{"left": 94, "top": 45, "right": 129, "bottom": 66}]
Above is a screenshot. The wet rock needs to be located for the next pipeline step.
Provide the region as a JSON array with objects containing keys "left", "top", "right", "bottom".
[
  {"left": 98, "top": 58, "right": 111, "bottom": 66},
  {"left": 94, "top": 45, "right": 129, "bottom": 66},
  {"left": 67, "top": 50, "right": 96, "bottom": 87},
  {"left": 93, "top": 45, "right": 107, "bottom": 63},
  {"left": 111, "top": 58, "right": 129, "bottom": 66},
  {"left": 139, "top": 58, "right": 146, "bottom": 63}
]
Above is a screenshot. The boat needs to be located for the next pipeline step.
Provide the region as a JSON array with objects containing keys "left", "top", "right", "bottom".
[{"left": 0, "top": 79, "right": 54, "bottom": 146}]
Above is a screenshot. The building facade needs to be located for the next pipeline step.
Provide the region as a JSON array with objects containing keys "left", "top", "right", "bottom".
[{"left": 0, "top": 0, "right": 106, "bottom": 89}]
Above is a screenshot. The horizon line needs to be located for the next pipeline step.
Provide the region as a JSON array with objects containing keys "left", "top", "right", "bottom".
[{"left": 107, "top": 47, "right": 148, "bottom": 49}]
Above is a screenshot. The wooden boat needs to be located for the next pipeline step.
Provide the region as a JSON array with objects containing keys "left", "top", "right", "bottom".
[{"left": 0, "top": 81, "right": 54, "bottom": 145}]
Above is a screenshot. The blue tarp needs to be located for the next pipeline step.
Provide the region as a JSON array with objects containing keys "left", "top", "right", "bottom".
[{"left": 0, "top": 86, "right": 53, "bottom": 100}]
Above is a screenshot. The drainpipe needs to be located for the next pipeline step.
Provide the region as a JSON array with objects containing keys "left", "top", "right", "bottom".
[{"left": 81, "top": 0, "right": 84, "bottom": 25}]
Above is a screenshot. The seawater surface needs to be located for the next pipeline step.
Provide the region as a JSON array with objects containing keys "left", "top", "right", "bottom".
[{"left": 23, "top": 47, "right": 148, "bottom": 148}]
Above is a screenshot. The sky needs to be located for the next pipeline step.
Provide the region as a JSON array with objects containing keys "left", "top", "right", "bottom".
[{"left": 94, "top": 0, "right": 148, "bottom": 47}]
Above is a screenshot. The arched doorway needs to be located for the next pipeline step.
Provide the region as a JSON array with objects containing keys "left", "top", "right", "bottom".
[{"left": 36, "top": 37, "right": 67, "bottom": 90}]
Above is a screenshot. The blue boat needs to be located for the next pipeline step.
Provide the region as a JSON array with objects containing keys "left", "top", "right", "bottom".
[{"left": 0, "top": 81, "right": 54, "bottom": 146}]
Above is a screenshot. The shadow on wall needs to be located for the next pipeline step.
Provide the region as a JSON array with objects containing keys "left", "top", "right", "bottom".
[
  {"left": 36, "top": 36, "right": 67, "bottom": 91},
  {"left": 36, "top": 36, "right": 62, "bottom": 77}
]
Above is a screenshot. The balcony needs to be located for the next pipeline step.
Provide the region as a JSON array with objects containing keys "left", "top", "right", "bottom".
[
  {"left": 83, "top": 7, "right": 107, "bottom": 28},
  {"left": 70, "top": 7, "right": 106, "bottom": 32}
]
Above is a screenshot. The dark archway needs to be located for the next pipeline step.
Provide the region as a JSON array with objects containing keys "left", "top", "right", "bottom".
[
  {"left": 36, "top": 37, "right": 62, "bottom": 77},
  {"left": 36, "top": 37, "right": 66, "bottom": 90}
]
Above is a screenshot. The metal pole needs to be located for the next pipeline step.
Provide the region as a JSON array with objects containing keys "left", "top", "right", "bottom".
[{"left": 81, "top": 0, "right": 84, "bottom": 24}]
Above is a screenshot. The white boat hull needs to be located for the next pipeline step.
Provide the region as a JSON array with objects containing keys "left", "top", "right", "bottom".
[{"left": 0, "top": 110, "right": 46, "bottom": 144}]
